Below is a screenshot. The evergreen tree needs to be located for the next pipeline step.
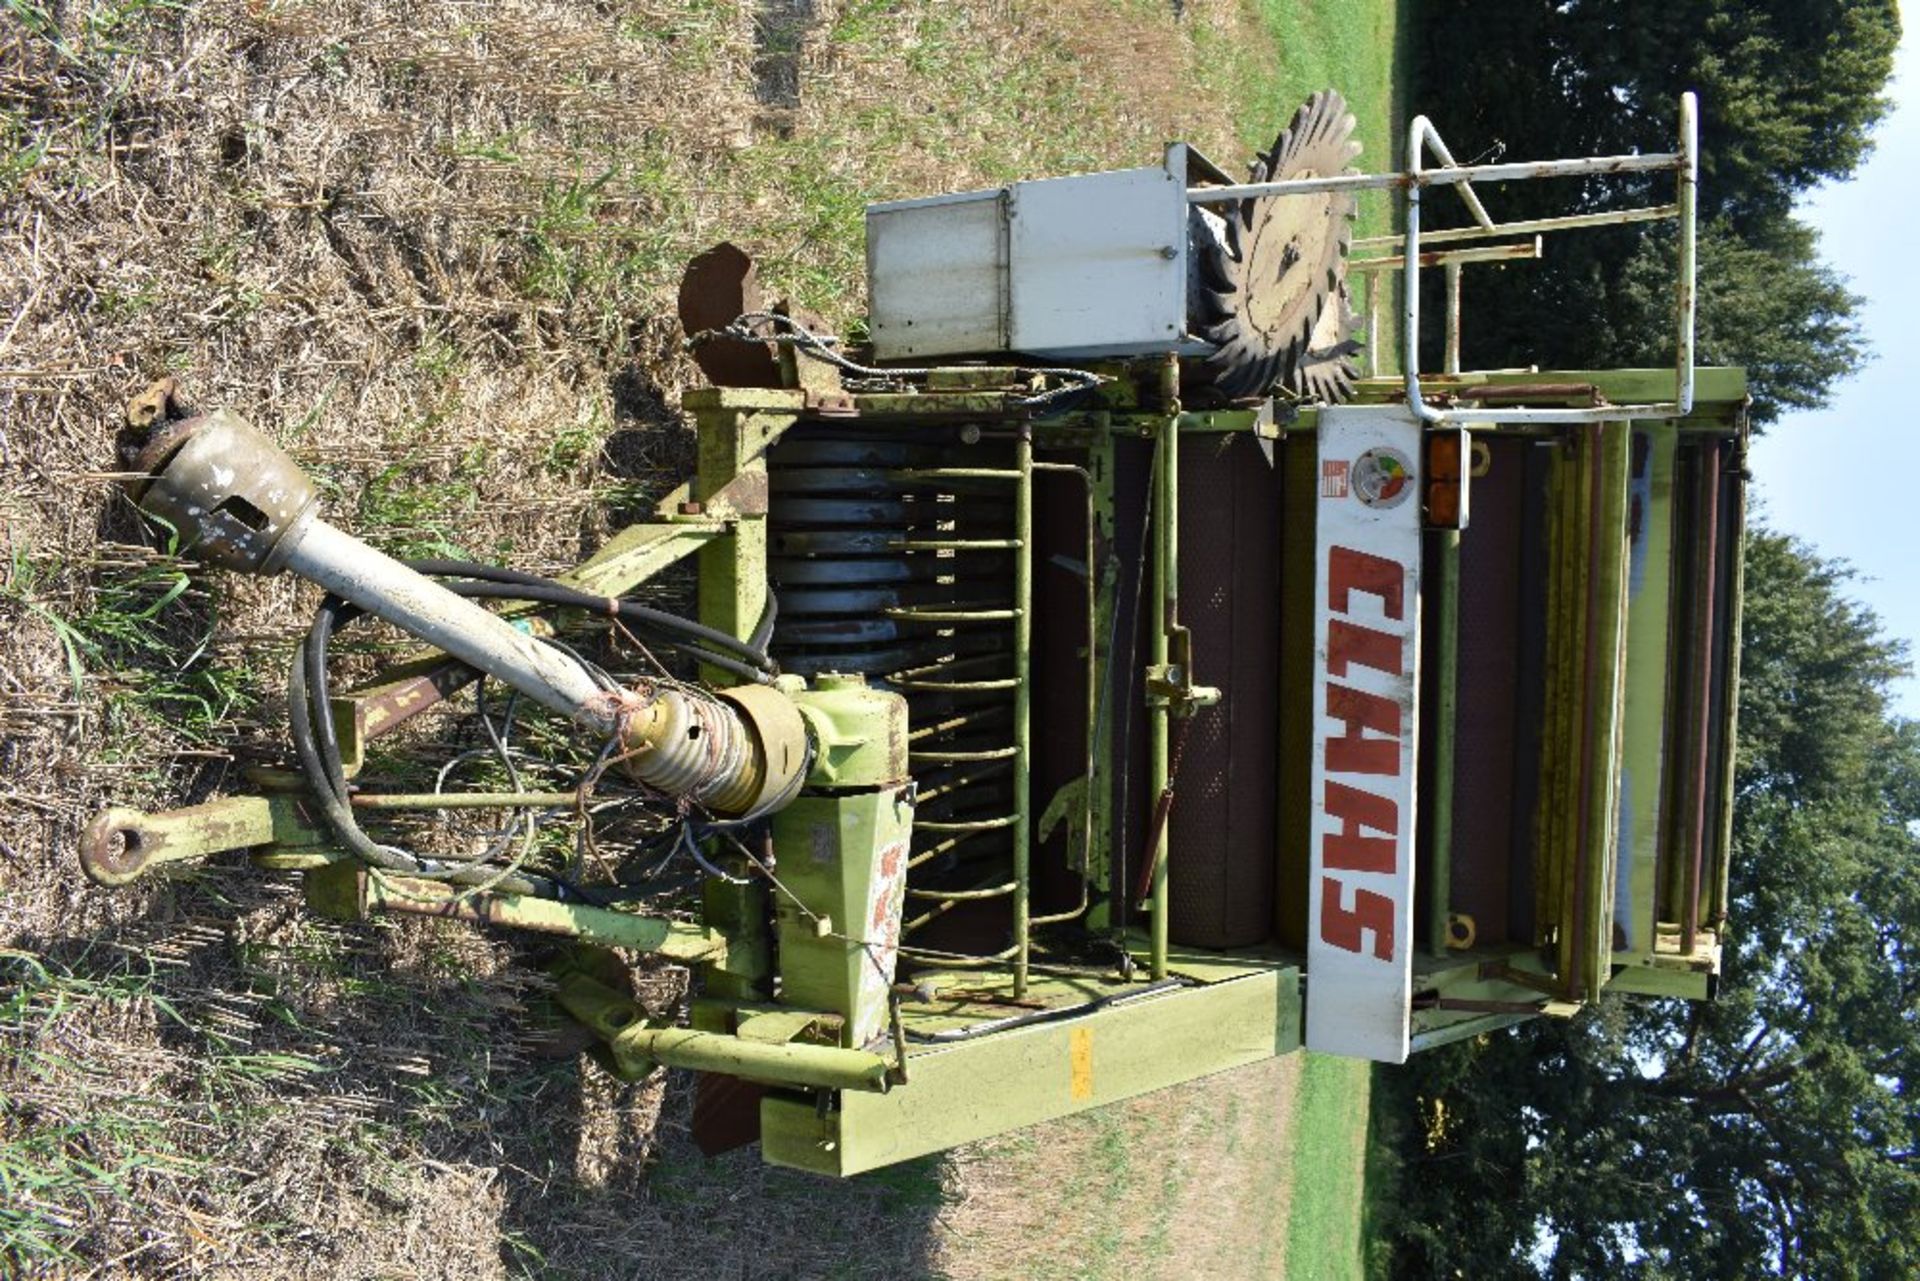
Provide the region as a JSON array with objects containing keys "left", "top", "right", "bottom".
[
  {"left": 1406, "top": 0, "right": 1897, "bottom": 419},
  {"left": 1593, "top": 218, "right": 1867, "bottom": 423},
  {"left": 1384, "top": 535, "right": 1920, "bottom": 1278}
]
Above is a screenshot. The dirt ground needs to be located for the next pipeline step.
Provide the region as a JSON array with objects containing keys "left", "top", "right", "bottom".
[{"left": 0, "top": 2, "right": 1372, "bottom": 1276}]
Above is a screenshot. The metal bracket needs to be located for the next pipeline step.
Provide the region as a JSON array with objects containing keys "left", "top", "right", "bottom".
[
  {"left": 79, "top": 795, "right": 322, "bottom": 886},
  {"left": 1144, "top": 626, "right": 1221, "bottom": 712}
]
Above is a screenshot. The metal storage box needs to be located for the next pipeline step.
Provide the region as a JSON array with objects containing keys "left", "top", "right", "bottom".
[{"left": 866, "top": 144, "right": 1223, "bottom": 361}]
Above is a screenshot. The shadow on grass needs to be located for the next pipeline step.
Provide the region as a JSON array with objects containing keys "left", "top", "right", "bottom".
[
  {"left": 1360, "top": 1063, "right": 1405, "bottom": 1281},
  {"left": 3, "top": 887, "right": 952, "bottom": 1280}
]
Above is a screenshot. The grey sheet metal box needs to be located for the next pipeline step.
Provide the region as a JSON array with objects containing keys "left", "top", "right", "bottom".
[{"left": 866, "top": 143, "right": 1226, "bottom": 362}]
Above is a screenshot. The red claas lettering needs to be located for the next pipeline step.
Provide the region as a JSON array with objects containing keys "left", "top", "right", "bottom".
[{"left": 1318, "top": 543, "right": 1410, "bottom": 960}]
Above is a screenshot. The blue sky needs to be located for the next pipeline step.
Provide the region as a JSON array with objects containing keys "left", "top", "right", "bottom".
[{"left": 1748, "top": 8, "right": 1918, "bottom": 717}]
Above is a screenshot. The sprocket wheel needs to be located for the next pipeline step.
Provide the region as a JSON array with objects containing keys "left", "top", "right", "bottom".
[
  {"left": 1190, "top": 89, "right": 1362, "bottom": 403},
  {"left": 1288, "top": 278, "right": 1363, "bottom": 404}
]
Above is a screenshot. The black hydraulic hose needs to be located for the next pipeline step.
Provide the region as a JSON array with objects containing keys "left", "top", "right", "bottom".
[
  {"left": 291, "top": 596, "right": 417, "bottom": 873},
  {"left": 404, "top": 559, "right": 775, "bottom": 672},
  {"left": 434, "top": 580, "right": 771, "bottom": 686},
  {"left": 404, "top": 558, "right": 566, "bottom": 588},
  {"left": 291, "top": 601, "right": 582, "bottom": 892},
  {"left": 749, "top": 591, "right": 778, "bottom": 653},
  {"left": 306, "top": 595, "right": 357, "bottom": 800}
]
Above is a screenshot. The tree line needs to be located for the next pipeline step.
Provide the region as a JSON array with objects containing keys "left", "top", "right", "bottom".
[
  {"left": 1409, "top": 0, "right": 1895, "bottom": 424},
  {"left": 1381, "top": 3, "right": 1911, "bottom": 1276}
]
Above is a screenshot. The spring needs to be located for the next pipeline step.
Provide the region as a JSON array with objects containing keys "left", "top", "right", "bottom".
[
  {"left": 767, "top": 424, "right": 1021, "bottom": 928},
  {"left": 610, "top": 683, "right": 763, "bottom": 815}
]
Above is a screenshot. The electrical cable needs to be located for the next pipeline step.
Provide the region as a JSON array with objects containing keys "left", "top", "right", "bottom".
[
  {"left": 435, "top": 679, "right": 548, "bottom": 869},
  {"left": 690, "top": 312, "right": 1106, "bottom": 414},
  {"left": 436, "top": 581, "right": 770, "bottom": 685}
]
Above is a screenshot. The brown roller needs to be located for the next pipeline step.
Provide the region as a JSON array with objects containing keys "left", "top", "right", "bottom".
[
  {"left": 1168, "top": 432, "right": 1281, "bottom": 948},
  {"left": 1030, "top": 450, "right": 1096, "bottom": 916},
  {"left": 1274, "top": 436, "right": 1318, "bottom": 949},
  {"left": 1437, "top": 435, "right": 1529, "bottom": 947}
]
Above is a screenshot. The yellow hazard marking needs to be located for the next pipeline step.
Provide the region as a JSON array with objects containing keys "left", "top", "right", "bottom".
[{"left": 1069, "top": 1026, "right": 1094, "bottom": 1101}]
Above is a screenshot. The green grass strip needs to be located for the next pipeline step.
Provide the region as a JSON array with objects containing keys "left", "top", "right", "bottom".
[{"left": 1280, "top": 1053, "right": 1374, "bottom": 1280}]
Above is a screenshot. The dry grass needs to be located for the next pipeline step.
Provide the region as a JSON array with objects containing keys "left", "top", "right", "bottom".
[
  {"left": 931, "top": 1055, "right": 1308, "bottom": 1281},
  {"left": 0, "top": 1, "right": 1392, "bottom": 1276}
]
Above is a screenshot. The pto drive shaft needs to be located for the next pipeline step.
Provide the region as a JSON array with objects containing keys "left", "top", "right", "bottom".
[{"left": 126, "top": 410, "right": 788, "bottom": 813}]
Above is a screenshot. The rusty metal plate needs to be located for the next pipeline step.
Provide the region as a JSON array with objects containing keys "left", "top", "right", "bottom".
[{"left": 678, "top": 242, "right": 782, "bottom": 389}]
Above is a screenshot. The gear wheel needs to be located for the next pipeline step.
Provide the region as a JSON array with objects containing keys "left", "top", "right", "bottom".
[
  {"left": 1289, "top": 279, "right": 1363, "bottom": 404},
  {"left": 1190, "top": 90, "right": 1362, "bottom": 403}
]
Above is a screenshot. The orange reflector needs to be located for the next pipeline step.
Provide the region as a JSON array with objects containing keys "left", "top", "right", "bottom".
[{"left": 1425, "top": 428, "right": 1470, "bottom": 529}]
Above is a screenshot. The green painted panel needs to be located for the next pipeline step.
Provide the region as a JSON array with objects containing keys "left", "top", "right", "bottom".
[
  {"left": 771, "top": 790, "right": 915, "bottom": 1050},
  {"left": 1615, "top": 426, "right": 1676, "bottom": 964},
  {"left": 1606, "top": 962, "right": 1712, "bottom": 1001},
  {"left": 761, "top": 967, "right": 1301, "bottom": 1176},
  {"left": 565, "top": 520, "right": 724, "bottom": 596},
  {"left": 1536, "top": 422, "right": 1633, "bottom": 1001}
]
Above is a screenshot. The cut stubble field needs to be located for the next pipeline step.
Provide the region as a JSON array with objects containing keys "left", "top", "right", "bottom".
[{"left": 0, "top": 1, "right": 1402, "bottom": 1276}]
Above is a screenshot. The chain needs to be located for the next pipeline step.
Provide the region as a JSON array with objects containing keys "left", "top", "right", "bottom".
[{"left": 690, "top": 311, "right": 1107, "bottom": 411}]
